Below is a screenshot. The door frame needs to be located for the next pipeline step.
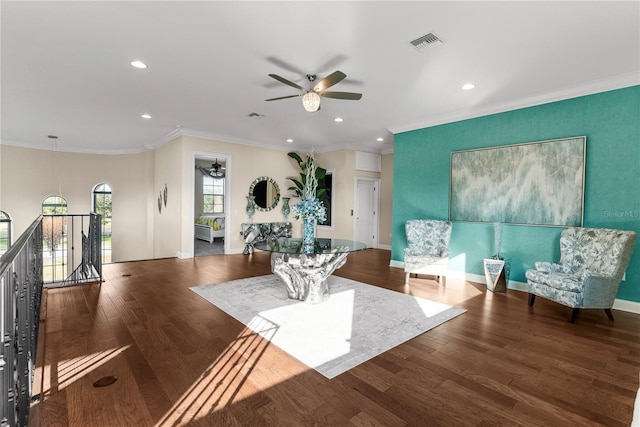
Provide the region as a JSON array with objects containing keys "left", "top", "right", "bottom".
[
  {"left": 192, "top": 151, "right": 232, "bottom": 257},
  {"left": 353, "top": 176, "right": 380, "bottom": 248}
]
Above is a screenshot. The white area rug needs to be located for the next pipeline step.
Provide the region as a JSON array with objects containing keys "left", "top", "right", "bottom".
[{"left": 190, "top": 274, "right": 466, "bottom": 379}]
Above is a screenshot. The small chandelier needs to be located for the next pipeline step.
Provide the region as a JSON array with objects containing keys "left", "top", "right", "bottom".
[
  {"left": 208, "top": 159, "right": 225, "bottom": 177},
  {"left": 197, "top": 159, "right": 225, "bottom": 178},
  {"left": 302, "top": 91, "right": 321, "bottom": 112}
]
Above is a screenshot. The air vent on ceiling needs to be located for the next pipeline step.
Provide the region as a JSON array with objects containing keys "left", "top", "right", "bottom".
[{"left": 410, "top": 33, "right": 443, "bottom": 51}]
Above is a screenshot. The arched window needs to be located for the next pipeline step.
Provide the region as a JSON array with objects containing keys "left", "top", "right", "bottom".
[
  {"left": 0, "top": 211, "right": 11, "bottom": 256},
  {"left": 93, "top": 183, "right": 112, "bottom": 263},
  {"left": 41, "top": 196, "right": 68, "bottom": 283},
  {"left": 42, "top": 196, "right": 68, "bottom": 214}
]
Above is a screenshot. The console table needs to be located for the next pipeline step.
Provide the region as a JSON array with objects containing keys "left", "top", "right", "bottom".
[
  {"left": 254, "top": 238, "right": 367, "bottom": 304},
  {"left": 240, "top": 222, "right": 292, "bottom": 254}
]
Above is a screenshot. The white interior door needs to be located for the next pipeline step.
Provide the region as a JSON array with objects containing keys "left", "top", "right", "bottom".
[{"left": 355, "top": 179, "right": 378, "bottom": 248}]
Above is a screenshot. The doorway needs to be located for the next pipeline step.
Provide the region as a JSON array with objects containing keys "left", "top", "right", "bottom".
[
  {"left": 194, "top": 156, "right": 228, "bottom": 257},
  {"left": 354, "top": 178, "right": 379, "bottom": 248}
]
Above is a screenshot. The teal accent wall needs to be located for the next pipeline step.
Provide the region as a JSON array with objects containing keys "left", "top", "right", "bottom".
[{"left": 393, "top": 86, "right": 640, "bottom": 302}]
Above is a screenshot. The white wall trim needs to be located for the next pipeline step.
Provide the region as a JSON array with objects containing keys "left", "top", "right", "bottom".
[
  {"left": 388, "top": 260, "right": 640, "bottom": 314},
  {"left": 390, "top": 259, "right": 403, "bottom": 269},
  {"left": 192, "top": 151, "right": 232, "bottom": 257},
  {"left": 612, "top": 299, "right": 640, "bottom": 314}
]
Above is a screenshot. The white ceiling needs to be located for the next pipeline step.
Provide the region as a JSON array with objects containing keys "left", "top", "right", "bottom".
[{"left": 2, "top": 1, "right": 638, "bottom": 155}]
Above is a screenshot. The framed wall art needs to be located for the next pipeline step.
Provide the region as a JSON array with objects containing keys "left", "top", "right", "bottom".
[{"left": 449, "top": 136, "right": 586, "bottom": 226}]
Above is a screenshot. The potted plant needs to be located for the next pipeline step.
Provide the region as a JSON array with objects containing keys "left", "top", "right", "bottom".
[
  {"left": 287, "top": 152, "right": 327, "bottom": 249},
  {"left": 286, "top": 152, "right": 327, "bottom": 199}
]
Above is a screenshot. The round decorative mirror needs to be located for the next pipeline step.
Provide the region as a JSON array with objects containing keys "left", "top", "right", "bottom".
[{"left": 249, "top": 176, "right": 280, "bottom": 211}]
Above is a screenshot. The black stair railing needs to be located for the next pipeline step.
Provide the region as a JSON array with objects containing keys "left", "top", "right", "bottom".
[
  {"left": 0, "top": 213, "right": 102, "bottom": 425},
  {"left": 42, "top": 213, "right": 102, "bottom": 287},
  {"left": 0, "top": 216, "right": 44, "bottom": 426}
]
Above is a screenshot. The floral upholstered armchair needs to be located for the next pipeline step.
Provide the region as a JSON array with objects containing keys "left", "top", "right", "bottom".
[
  {"left": 404, "top": 219, "right": 453, "bottom": 284},
  {"left": 526, "top": 227, "right": 637, "bottom": 322}
]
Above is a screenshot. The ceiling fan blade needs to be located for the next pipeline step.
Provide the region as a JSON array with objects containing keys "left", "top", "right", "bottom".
[
  {"left": 265, "top": 94, "right": 300, "bottom": 101},
  {"left": 320, "top": 91, "right": 362, "bottom": 100},
  {"left": 313, "top": 71, "right": 346, "bottom": 92},
  {"left": 268, "top": 74, "right": 304, "bottom": 91}
]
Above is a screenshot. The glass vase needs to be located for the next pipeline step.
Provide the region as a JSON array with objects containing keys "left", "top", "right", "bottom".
[
  {"left": 493, "top": 222, "right": 503, "bottom": 259},
  {"left": 246, "top": 195, "right": 255, "bottom": 221},
  {"left": 302, "top": 217, "right": 315, "bottom": 252},
  {"left": 281, "top": 197, "right": 290, "bottom": 221}
]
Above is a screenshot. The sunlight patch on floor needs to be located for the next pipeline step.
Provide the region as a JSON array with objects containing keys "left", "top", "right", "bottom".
[
  {"left": 156, "top": 322, "right": 281, "bottom": 425},
  {"left": 411, "top": 295, "right": 461, "bottom": 317},
  {"left": 404, "top": 252, "right": 485, "bottom": 305},
  {"left": 257, "top": 288, "right": 355, "bottom": 368},
  {"left": 157, "top": 290, "right": 358, "bottom": 424},
  {"left": 48, "top": 345, "right": 131, "bottom": 392}
]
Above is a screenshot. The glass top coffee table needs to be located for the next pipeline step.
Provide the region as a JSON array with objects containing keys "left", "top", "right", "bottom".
[{"left": 254, "top": 238, "right": 367, "bottom": 304}]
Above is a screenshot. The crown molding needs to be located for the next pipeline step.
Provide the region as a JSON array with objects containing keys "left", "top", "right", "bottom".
[
  {"left": 160, "top": 128, "right": 388, "bottom": 156},
  {"left": 0, "top": 139, "right": 149, "bottom": 155},
  {"left": 153, "top": 127, "right": 294, "bottom": 153},
  {"left": 389, "top": 72, "right": 640, "bottom": 134}
]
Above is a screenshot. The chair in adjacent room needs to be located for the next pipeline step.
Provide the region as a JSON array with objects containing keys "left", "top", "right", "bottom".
[
  {"left": 525, "top": 227, "right": 637, "bottom": 322},
  {"left": 404, "top": 219, "right": 453, "bottom": 284}
]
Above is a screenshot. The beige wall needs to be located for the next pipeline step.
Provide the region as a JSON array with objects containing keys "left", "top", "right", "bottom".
[
  {"left": 178, "top": 135, "right": 300, "bottom": 256},
  {"left": 153, "top": 139, "right": 184, "bottom": 258},
  {"left": 1, "top": 138, "right": 394, "bottom": 260},
  {"left": 0, "top": 144, "right": 154, "bottom": 262},
  {"left": 315, "top": 150, "right": 387, "bottom": 244},
  {"left": 379, "top": 153, "right": 394, "bottom": 247}
]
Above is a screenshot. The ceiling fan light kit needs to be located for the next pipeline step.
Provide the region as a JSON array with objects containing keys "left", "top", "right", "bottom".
[
  {"left": 302, "top": 92, "right": 321, "bottom": 112},
  {"left": 266, "top": 70, "right": 362, "bottom": 113}
]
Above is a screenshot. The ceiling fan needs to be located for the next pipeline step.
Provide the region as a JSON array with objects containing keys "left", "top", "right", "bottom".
[
  {"left": 265, "top": 71, "right": 362, "bottom": 112},
  {"left": 198, "top": 159, "right": 225, "bottom": 178}
]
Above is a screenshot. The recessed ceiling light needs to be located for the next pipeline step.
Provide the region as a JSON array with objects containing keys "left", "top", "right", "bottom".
[
  {"left": 141, "top": 114, "right": 152, "bottom": 119},
  {"left": 130, "top": 60, "right": 147, "bottom": 69},
  {"left": 286, "top": 138, "right": 294, "bottom": 143},
  {"left": 334, "top": 117, "right": 343, "bottom": 123},
  {"left": 377, "top": 137, "right": 384, "bottom": 142},
  {"left": 461, "top": 83, "right": 475, "bottom": 90}
]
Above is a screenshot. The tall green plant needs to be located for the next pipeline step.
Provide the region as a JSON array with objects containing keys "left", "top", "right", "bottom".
[{"left": 287, "top": 152, "right": 327, "bottom": 199}]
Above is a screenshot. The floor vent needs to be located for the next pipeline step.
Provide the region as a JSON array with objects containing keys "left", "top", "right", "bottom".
[
  {"left": 93, "top": 376, "right": 118, "bottom": 388},
  {"left": 410, "top": 33, "right": 443, "bottom": 51}
]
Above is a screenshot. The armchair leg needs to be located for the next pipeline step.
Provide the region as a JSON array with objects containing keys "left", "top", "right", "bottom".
[
  {"left": 570, "top": 308, "right": 580, "bottom": 323},
  {"left": 528, "top": 294, "right": 536, "bottom": 306},
  {"left": 604, "top": 309, "right": 614, "bottom": 321}
]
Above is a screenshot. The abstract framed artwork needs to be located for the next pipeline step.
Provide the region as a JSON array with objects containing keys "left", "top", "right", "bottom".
[{"left": 449, "top": 136, "right": 586, "bottom": 226}]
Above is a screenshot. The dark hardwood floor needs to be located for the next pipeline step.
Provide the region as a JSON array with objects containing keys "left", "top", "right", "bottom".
[{"left": 30, "top": 249, "right": 640, "bottom": 426}]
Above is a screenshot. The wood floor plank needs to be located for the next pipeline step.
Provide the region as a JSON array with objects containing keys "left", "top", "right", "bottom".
[{"left": 29, "top": 249, "right": 640, "bottom": 426}]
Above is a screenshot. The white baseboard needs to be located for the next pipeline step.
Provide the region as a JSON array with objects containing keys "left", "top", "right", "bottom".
[
  {"left": 389, "top": 260, "right": 403, "bottom": 269},
  {"left": 612, "top": 299, "right": 640, "bottom": 314},
  {"left": 377, "top": 244, "right": 392, "bottom": 250},
  {"left": 389, "top": 260, "right": 640, "bottom": 314}
]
